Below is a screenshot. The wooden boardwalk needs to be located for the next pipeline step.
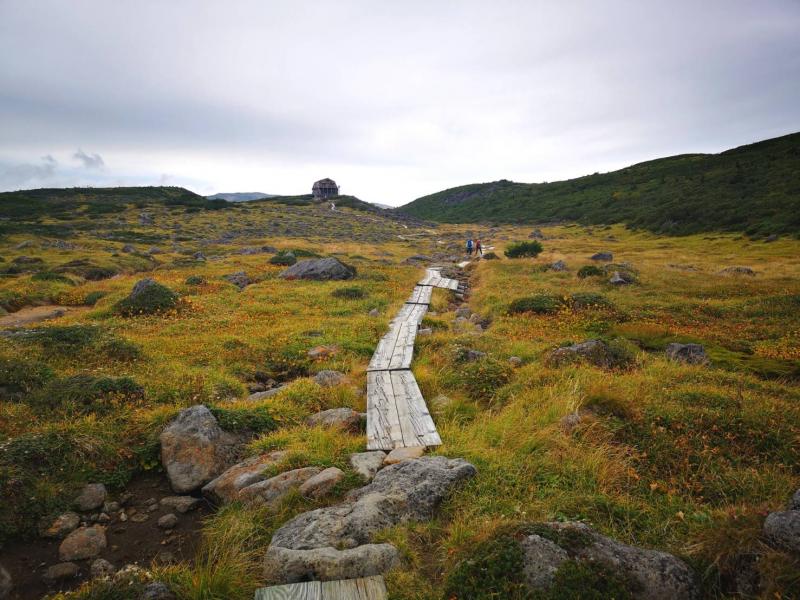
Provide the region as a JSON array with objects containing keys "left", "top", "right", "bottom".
[
  {"left": 365, "top": 268, "right": 461, "bottom": 450},
  {"left": 256, "top": 575, "right": 387, "bottom": 599},
  {"left": 255, "top": 268, "right": 462, "bottom": 599}
]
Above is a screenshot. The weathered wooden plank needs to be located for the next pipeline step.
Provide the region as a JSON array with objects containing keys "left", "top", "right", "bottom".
[
  {"left": 321, "top": 576, "right": 387, "bottom": 599},
  {"left": 367, "top": 370, "right": 404, "bottom": 449},
  {"left": 406, "top": 285, "right": 432, "bottom": 305},
  {"left": 255, "top": 581, "right": 322, "bottom": 600},
  {"left": 388, "top": 322, "right": 417, "bottom": 370},
  {"left": 391, "top": 370, "right": 441, "bottom": 447}
]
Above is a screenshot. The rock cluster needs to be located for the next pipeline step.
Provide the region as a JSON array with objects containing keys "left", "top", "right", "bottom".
[
  {"left": 280, "top": 257, "right": 356, "bottom": 281},
  {"left": 763, "top": 487, "right": 800, "bottom": 554},
  {"left": 263, "top": 456, "right": 477, "bottom": 583},
  {"left": 666, "top": 343, "right": 708, "bottom": 365}
]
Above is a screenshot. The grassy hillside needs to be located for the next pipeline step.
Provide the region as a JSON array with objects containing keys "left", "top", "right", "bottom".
[{"left": 399, "top": 132, "right": 800, "bottom": 237}]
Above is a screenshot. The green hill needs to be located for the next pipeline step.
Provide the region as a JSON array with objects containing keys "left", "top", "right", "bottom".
[{"left": 398, "top": 132, "right": 800, "bottom": 236}]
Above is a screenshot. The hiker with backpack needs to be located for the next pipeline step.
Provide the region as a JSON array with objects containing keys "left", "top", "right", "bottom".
[
  {"left": 466, "top": 239, "right": 474, "bottom": 255},
  {"left": 475, "top": 239, "right": 483, "bottom": 256}
]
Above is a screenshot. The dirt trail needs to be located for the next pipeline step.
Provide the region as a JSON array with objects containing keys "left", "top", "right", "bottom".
[{"left": 0, "top": 306, "right": 85, "bottom": 328}]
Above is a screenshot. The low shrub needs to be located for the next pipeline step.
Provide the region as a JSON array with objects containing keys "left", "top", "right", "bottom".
[
  {"left": 504, "top": 240, "right": 543, "bottom": 258},
  {"left": 577, "top": 265, "right": 604, "bottom": 278},
  {"left": 31, "top": 271, "right": 74, "bottom": 285},
  {"left": 24, "top": 324, "right": 102, "bottom": 356},
  {"left": 269, "top": 252, "right": 297, "bottom": 266},
  {"left": 185, "top": 275, "right": 205, "bottom": 285},
  {"left": 482, "top": 251, "right": 499, "bottom": 260},
  {"left": 83, "top": 267, "right": 118, "bottom": 281},
  {"left": 209, "top": 405, "right": 276, "bottom": 433},
  {"left": 508, "top": 294, "right": 565, "bottom": 315},
  {"left": 27, "top": 374, "right": 144, "bottom": 414},
  {"left": 100, "top": 337, "right": 141, "bottom": 361},
  {"left": 570, "top": 292, "right": 612, "bottom": 309},
  {"left": 84, "top": 291, "right": 107, "bottom": 306},
  {"left": 0, "top": 356, "right": 54, "bottom": 399},
  {"left": 114, "top": 280, "right": 179, "bottom": 316},
  {"left": 331, "top": 286, "right": 367, "bottom": 300},
  {"left": 459, "top": 357, "right": 512, "bottom": 404}
]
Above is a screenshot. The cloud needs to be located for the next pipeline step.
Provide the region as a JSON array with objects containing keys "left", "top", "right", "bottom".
[
  {"left": 0, "top": 155, "right": 59, "bottom": 189},
  {"left": 73, "top": 149, "right": 105, "bottom": 169}
]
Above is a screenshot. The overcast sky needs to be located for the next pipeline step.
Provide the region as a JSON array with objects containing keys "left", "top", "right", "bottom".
[{"left": 1, "top": 1, "right": 798, "bottom": 206}]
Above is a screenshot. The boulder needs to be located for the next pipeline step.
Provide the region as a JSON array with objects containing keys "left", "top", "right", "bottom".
[
  {"left": 59, "top": 525, "right": 107, "bottom": 561},
  {"left": 0, "top": 563, "right": 10, "bottom": 599},
  {"left": 121, "top": 244, "right": 136, "bottom": 253},
  {"left": 548, "top": 339, "right": 617, "bottom": 368},
  {"left": 314, "top": 370, "right": 346, "bottom": 387},
  {"left": 247, "top": 386, "right": 286, "bottom": 401},
  {"left": 159, "top": 405, "right": 240, "bottom": 493},
  {"left": 158, "top": 514, "right": 179, "bottom": 529},
  {"left": 115, "top": 278, "right": 179, "bottom": 316},
  {"left": 509, "top": 356, "right": 523, "bottom": 367},
  {"left": 520, "top": 522, "right": 698, "bottom": 599},
  {"left": 148, "top": 247, "right": 163, "bottom": 255},
  {"left": 263, "top": 457, "right": 476, "bottom": 583},
  {"left": 666, "top": 343, "right": 708, "bottom": 365},
  {"left": 41, "top": 511, "right": 81, "bottom": 538},
  {"left": 455, "top": 306, "right": 472, "bottom": 318},
  {"left": 529, "top": 229, "right": 545, "bottom": 240},
  {"left": 139, "top": 212, "right": 154, "bottom": 226},
  {"left": 159, "top": 496, "right": 202, "bottom": 513},
  {"left": 719, "top": 266, "right": 755, "bottom": 276},
  {"left": 368, "top": 308, "right": 380, "bottom": 317},
  {"left": 193, "top": 251, "right": 206, "bottom": 261},
  {"left": 609, "top": 271, "right": 632, "bottom": 285},
  {"left": 140, "top": 582, "right": 177, "bottom": 600},
  {"left": 548, "top": 260, "right": 567, "bottom": 272},
  {"left": 306, "top": 408, "right": 362, "bottom": 432},
  {"left": 280, "top": 257, "right": 356, "bottom": 281},
  {"left": 74, "top": 483, "right": 107, "bottom": 512},
  {"left": 201, "top": 451, "right": 287, "bottom": 505},
  {"left": 349, "top": 451, "right": 386, "bottom": 480},
  {"left": 299, "top": 467, "right": 345, "bottom": 499},
  {"left": 591, "top": 252, "right": 613, "bottom": 261},
  {"left": 238, "top": 467, "right": 322, "bottom": 506},
  {"left": 90, "top": 558, "right": 116, "bottom": 578},
  {"left": 43, "top": 562, "right": 79, "bottom": 583},
  {"left": 263, "top": 544, "right": 399, "bottom": 584},
  {"left": 384, "top": 446, "right": 425, "bottom": 464},
  {"left": 223, "top": 271, "right": 250, "bottom": 290},
  {"left": 763, "top": 510, "right": 800, "bottom": 554},
  {"left": 308, "top": 345, "right": 339, "bottom": 360}
]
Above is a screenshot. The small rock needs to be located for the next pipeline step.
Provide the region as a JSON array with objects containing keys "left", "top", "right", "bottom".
[
  {"left": 608, "top": 271, "right": 630, "bottom": 285},
  {"left": 384, "top": 446, "right": 425, "bottom": 464},
  {"left": 41, "top": 511, "right": 81, "bottom": 539},
  {"left": 103, "top": 501, "right": 120, "bottom": 513},
  {"left": 43, "top": 562, "right": 79, "bottom": 582},
  {"left": 59, "top": 525, "right": 107, "bottom": 561},
  {"left": 119, "top": 511, "right": 128, "bottom": 522},
  {"left": 508, "top": 356, "right": 523, "bottom": 367},
  {"left": 548, "top": 260, "right": 567, "bottom": 271},
  {"left": 130, "top": 513, "right": 149, "bottom": 523},
  {"left": 223, "top": 271, "right": 250, "bottom": 290},
  {"left": 201, "top": 451, "right": 287, "bottom": 505},
  {"left": 464, "top": 349, "right": 486, "bottom": 361},
  {"left": 349, "top": 451, "right": 386, "bottom": 480},
  {"left": 789, "top": 488, "right": 800, "bottom": 511},
  {"left": 247, "top": 386, "right": 286, "bottom": 401},
  {"left": 455, "top": 306, "right": 471, "bottom": 318},
  {"left": 74, "top": 483, "right": 107, "bottom": 512},
  {"left": 90, "top": 558, "right": 116, "bottom": 578},
  {"left": 368, "top": 308, "right": 380, "bottom": 317},
  {"left": 417, "top": 328, "right": 433, "bottom": 336},
  {"left": 160, "top": 496, "right": 202, "bottom": 513},
  {"left": 529, "top": 229, "right": 545, "bottom": 240},
  {"left": 719, "top": 266, "right": 755, "bottom": 276},
  {"left": 144, "top": 497, "right": 157, "bottom": 506},
  {"left": 193, "top": 251, "right": 206, "bottom": 261},
  {"left": 118, "top": 492, "right": 134, "bottom": 506},
  {"left": 158, "top": 514, "right": 179, "bottom": 530},
  {"left": 666, "top": 343, "right": 708, "bottom": 365},
  {"left": 306, "top": 408, "right": 362, "bottom": 432},
  {"left": 148, "top": 246, "right": 162, "bottom": 255},
  {"left": 308, "top": 345, "right": 339, "bottom": 360},
  {"left": 140, "top": 582, "right": 177, "bottom": 600},
  {"left": 763, "top": 510, "right": 800, "bottom": 554},
  {"left": 590, "top": 252, "right": 613, "bottom": 261},
  {"left": 121, "top": 244, "right": 136, "bottom": 253},
  {"left": 765, "top": 234, "right": 779, "bottom": 242},
  {"left": 97, "top": 512, "right": 111, "bottom": 523},
  {"left": 299, "top": 467, "right": 345, "bottom": 499},
  {"left": 314, "top": 370, "right": 346, "bottom": 387},
  {"left": 238, "top": 467, "right": 322, "bottom": 506}
]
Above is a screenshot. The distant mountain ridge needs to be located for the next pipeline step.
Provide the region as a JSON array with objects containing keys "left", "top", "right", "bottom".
[
  {"left": 398, "top": 132, "right": 800, "bottom": 236},
  {"left": 206, "top": 192, "right": 276, "bottom": 202}
]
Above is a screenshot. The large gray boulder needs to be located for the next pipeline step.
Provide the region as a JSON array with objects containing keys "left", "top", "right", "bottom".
[
  {"left": 238, "top": 467, "right": 322, "bottom": 506},
  {"left": 264, "top": 456, "right": 476, "bottom": 583},
  {"left": 280, "top": 257, "right": 356, "bottom": 281},
  {"left": 41, "top": 511, "right": 81, "bottom": 538},
  {"left": 789, "top": 488, "right": 800, "bottom": 511},
  {"left": 520, "top": 522, "right": 698, "bottom": 599},
  {"left": 59, "top": 525, "right": 107, "bottom": 561},
  {"left": 160, "top": 405, "right": 240, "bottom": 493},
  {"left": 591, "top": 252, "right": 613, "bottom": 261},
  {"left": 549, "top": 339, "right": 616, "bottom": 368},
  {"left": 74, "top": 483, "right": 107, "bottom": 512},
  {"left": 763, "top": 510, "right": 800, "bottom": 554},
  {"left": 306, "top": 407, "right": 363, "bottom": 432}
]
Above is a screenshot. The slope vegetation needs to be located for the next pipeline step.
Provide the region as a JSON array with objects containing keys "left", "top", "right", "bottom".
[{"left": 399, "top": 132, "right": 800, "bottom": 236}]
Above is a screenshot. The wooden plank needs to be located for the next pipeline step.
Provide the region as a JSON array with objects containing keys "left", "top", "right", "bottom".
[
  {"left": 321, "top": 576, "right": 387, "bottom": 599},
  {"left": 255, "top": 581, "right": 322, "bottom": 600},
  {"left": 367, "top": 370, "right": 404, "bottom": 449},
  {"left": 391, "top": 370, "right": 441, "bottom": 447},
  {"left": 406, "top": 285, "right": 432, "bottom": 305}
]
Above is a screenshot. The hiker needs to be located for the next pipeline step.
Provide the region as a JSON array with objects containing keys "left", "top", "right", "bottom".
[
  {"left": 476, "top": 239, "right": 483, "bottom": 256},
  {"left": 466, "top": 239, "right": 473, "bottom": 255}
]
